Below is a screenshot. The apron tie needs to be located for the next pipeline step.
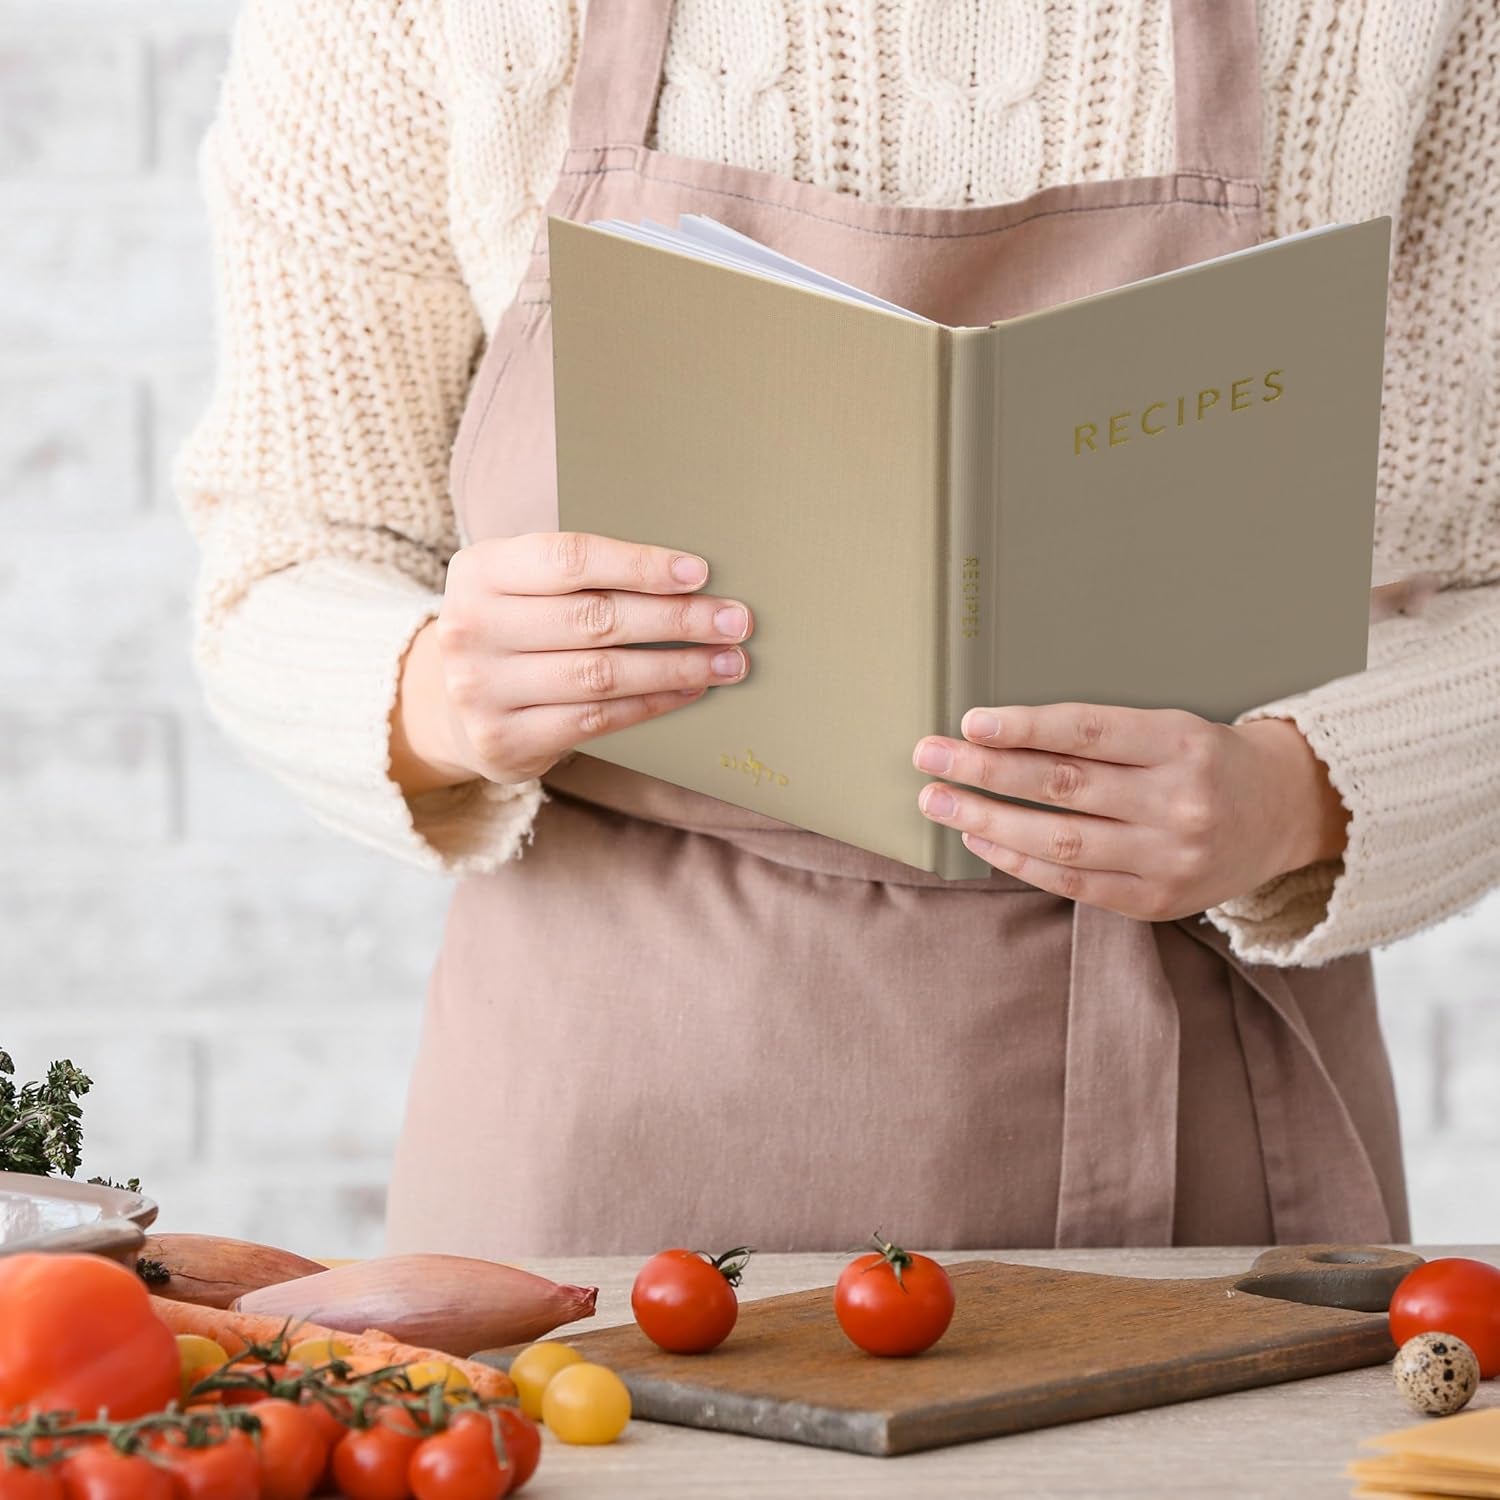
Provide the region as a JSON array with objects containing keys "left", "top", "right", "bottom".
[
  {"left": 1054, "top": 903, "right": 1395, "bottom": 1247},
  {"left": 1184, "top": 917, "right": 1395, "bottom": 1244},
  {"left": 1054, "top": 904, "right": 1181, "bottom": 1245}
]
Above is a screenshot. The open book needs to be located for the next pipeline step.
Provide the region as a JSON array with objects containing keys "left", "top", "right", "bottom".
[
  {"left": 547, "top": 211, "right": 1391, "bottom": 878},
  {"left": 587, "top": 212, "right": 1350, "bottom": 325}
]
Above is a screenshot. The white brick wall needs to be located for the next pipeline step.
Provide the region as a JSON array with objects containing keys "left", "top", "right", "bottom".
[{"left": 1, "top": 0, "right": 1496, "bottom": 1260}]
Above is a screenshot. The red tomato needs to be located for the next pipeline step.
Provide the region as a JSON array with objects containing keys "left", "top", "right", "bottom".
[
  {"left": 0, "top": 1459, "right": 63, "bottom": 1500},
  {"left": 408, "top": 1418, "right": 513, "bottom": 1500},
  {"left": 447, "top": 1410, "right": 532, "bottom": 1490},
  {"left": 55, "top": 1447, "right": 175, "bottom": 1500},
  {"left": 149, "top": 1428, "right": 259, "bottom": 1500},
  {"left": 297, "top": 1389, "right": 350, "bottom": 1458},
  {"left": 1389, "top": 1258, "right": 1500, "bottom": 1378},
  {"left": 213, "top": 1362, "right": 304, "bottom": 1408},
  {"left": 490, "top": 1410, "right": 540, "bottom": 1492},
  {"left": 331, "top": 1425, "right": 423, "bottom": 1500},
  {"left": 0, "top": 1255, "right": 179, "bottom": 1421},
  {"left": 834, "top": 1232, "right": 955, "bottom": 1357},
  {"left": 631, "top": 1246, "right": 752, "bottom": 1353},
  {"left": 247, "top": 1399, "right": 327, "bottom": 1500},
  {"left": 372, "top": 1404, "right": 429, "bottom": 1439}
]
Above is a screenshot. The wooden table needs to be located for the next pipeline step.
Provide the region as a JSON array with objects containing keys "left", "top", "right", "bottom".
[{"left": 511, "top": 1245, "right": 1499, "bottom": 1497}]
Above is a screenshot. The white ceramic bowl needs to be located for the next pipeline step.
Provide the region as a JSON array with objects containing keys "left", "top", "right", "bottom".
[{"left": 0, "top": 1171, "right": 157, "bottom": 1262}]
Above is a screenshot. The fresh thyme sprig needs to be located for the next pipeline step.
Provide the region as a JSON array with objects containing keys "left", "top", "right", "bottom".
[
  {"left": 0, "top": 1048, "right": 142, "bottom": 1192},
  {"left": 0, "top": 1050, "right": 93, "bottom": 1179}
]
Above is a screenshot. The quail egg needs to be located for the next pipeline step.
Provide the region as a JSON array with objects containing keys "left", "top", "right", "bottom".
[{"left": 1392, "top": 1331, "right": 1480, "bottom": 1416}]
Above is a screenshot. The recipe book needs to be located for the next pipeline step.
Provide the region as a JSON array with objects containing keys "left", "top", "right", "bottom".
[{"left": 547, "top": 211, "right": 1391, "bottom": 879}]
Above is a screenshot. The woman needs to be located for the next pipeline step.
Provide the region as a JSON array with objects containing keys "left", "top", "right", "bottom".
[{"left": 176, "top": 0, "right": 1499, "bottom": 1257}]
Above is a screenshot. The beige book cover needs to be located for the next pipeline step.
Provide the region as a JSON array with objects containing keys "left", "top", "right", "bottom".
[{"left": 547, "top": 213, "right": 1391, "bottom": 879}]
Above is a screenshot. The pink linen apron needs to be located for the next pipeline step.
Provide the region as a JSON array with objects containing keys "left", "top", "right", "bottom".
[{"left": 384, "top": 0, "right": 1412, "bottom": 1256}]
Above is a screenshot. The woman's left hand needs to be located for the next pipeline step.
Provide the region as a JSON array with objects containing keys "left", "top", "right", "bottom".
[{"left": 913, "top": 704, "right": 1352, "bottom": 920}]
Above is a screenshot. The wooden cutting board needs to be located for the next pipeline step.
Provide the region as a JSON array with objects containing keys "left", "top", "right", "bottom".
[{"left": 476, "top": 1245, "right": 1421, "bottom": 1457}]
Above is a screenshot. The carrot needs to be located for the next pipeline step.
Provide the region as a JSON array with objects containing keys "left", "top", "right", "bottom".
[{"left": 149, "top": 1295, "right": 515, "bottom": 1401}]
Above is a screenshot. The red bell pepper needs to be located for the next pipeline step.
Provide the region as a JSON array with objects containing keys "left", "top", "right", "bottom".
[{"left": 0, "top": 1254, "right": 179, "bottom": 1421}]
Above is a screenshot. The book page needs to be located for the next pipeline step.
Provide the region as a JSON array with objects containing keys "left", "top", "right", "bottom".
[
  {"left": 586, "top": 215, "right": 933, "bottom": 322},
  {"left": 585, "top": 213, "right": 1348, "bottom": 325}
]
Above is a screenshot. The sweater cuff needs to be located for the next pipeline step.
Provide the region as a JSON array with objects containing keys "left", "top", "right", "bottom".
[
  {"left": 195, "top": 556, "right": 546, "bottom": 874},
  {"left": 1203, "top": 581, "right": 1500, "bottom": 967}
]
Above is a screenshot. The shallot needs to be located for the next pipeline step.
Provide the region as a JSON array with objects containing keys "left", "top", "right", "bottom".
[
  {"left": 136, "top": 1233, "right": 327, "bottom": 1308},
  {"left": 234, "top": 1253, "right": 598, "bottom": 1357}
]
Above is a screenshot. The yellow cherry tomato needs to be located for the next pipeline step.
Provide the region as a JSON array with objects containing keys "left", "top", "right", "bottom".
[
  {"left": 288, "top": 1335, "right": 354, "bottom": 1367},
  {"left": 508, "top": 1341, "right": 584, "bottom": 1419},
  {"left": 175, "top": 1334, "right": 229, "bottom": 1401},
  {"left": 541, "top": 1362, "right": 631, "bottom": 1445},
  {"left": 404, "top": 1359, "right": 470, "bottom": 1396}
]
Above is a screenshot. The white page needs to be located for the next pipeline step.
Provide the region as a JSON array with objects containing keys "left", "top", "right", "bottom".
[
  {"left": 583, "top": 213, "right": 1349, "bottom": 325},
  {"left": 671, "top": 215, "right": 933, "bottom": 322},
  {"left": 587, "top": 218, "right": 801, "bottom": 292},
  {"left": 586, "top": 216, "right": 932, "bottom": 321},
  {"left": 586, "top": 217, "right": 819, "bottom": 293}
]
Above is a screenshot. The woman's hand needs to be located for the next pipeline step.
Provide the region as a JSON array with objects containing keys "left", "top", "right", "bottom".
[
  {"left": 912, "top": 704, "right": 1351, "bottom": 920},
  {"left": 390, "top": 531, "right": 753, "bottom": 795}
]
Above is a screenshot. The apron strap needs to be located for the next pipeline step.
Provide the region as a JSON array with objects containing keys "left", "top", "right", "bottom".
[
  {"left": 1170, "top": 0, "right": 1264, "bottom": 182},
  {"left": 568, "top": 0, "right": 676, "bottom": 151},
  {"left": 571, "top": 0, "right": 1263, "bottom": 184},
  {"left": 1053, "top": 905, "right": 1181, "bottom": 1246}
]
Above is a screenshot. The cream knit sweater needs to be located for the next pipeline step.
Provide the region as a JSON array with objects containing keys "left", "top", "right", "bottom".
[{"left": 174, "top": 0, "right": 1500, "bottom": 968}]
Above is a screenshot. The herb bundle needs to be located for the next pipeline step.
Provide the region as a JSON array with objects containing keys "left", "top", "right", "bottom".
[{"left": 0, "top": 1047, "right": 139, "bottom": 1188}]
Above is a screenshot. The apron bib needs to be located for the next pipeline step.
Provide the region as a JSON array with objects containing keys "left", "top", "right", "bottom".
[{"left": 385, "top": 0, "right": 1411, "bottom": 1256}]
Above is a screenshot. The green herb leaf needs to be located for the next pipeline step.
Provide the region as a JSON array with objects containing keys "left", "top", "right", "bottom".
[{"left": 0, "top": 1049, "right": 95, "bottom": 1179}]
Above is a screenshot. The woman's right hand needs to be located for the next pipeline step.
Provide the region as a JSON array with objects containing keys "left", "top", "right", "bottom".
[{"left": 389, "top": 531, "right": 754, "bottom": 795}]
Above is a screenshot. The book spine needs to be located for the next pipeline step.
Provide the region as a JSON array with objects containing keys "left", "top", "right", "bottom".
[{"left": 932, "top": 327, "right": 1000, "bottom": 880}]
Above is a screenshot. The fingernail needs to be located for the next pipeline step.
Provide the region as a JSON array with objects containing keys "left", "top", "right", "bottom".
[
  {"left": 713, "top": 604, "right": 748, "bottom": 639},
  {"left": 921, "top": 787, "right": 956, "bottom": 818},
  {"left": 964, "top": 711, "right": 999, "bottom": 740},
  {"left": 712, "top": 648, "right": 745, "bottom": 678},
  {"left": 672, "top": 555, "right": 708, "bottom": 585},
  {"left": 915, "top": 741, "right": 952, "bottom": 773}
]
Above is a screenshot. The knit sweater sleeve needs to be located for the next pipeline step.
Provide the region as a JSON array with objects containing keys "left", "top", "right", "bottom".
[
  {"left": 170, "top": 0, "right": 546, "bottom": 873},
  {"left": 1202, "top": 1, "right": 1500, "bottom": 967}
]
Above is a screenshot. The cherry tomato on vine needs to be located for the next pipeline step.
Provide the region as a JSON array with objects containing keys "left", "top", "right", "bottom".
[
  {"left": 489, "top": 1410, "right": 540, "bottom": 1492},
  {"left": 834, "top": 1231, "right": 955, "bottom": 1357},
  {"left": 56, "top": 1446, "right": 176, "bottom": 1500},
  {"left": 631, "top": 1246, "right": 753, "bottom": 1353},
  {"left": 214, "top": 1361, "right": 304, "bottom": 1408},
  {"left": 296, "top": 1389, "right": 351, "bottom": 1460},
  {"left": 1389, "top": 1258, "right": 1500, "bottom": 1378},
  {"left": 0, "top": 1459, "right": 63, "bottom": 1500},
  {"left": 408, "top": 1415, "right": 513, "bottom": 1500},
  {"left": 148, "top": 1429, "right": 259, "bottom": 1500},
  {"left": 331, "top": 1423, "right": 423, "bottom": 1500},
  {"left": 372, "top": 1405, "right": 427, "bottom": 1439},
  {"left": 0, "top": 1469, "right": 60, "bottom": 1500},
  {"left": 245, "top": 1399, "right": 327, "bottom": 1500}
]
